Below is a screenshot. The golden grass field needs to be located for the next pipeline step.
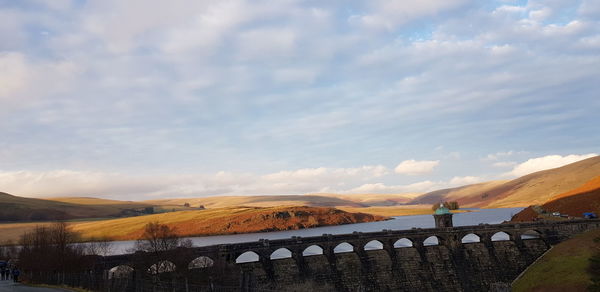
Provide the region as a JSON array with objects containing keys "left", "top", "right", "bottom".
[{"left": 0, "top": 206, "right": 388, "bottom": 242}]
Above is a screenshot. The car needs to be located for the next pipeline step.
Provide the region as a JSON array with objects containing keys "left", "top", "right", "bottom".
[
  {"left": 583, "top": 212, "right": 598, "bottom": 219},
  {"left": 552, "top": 212, "right": 561, "bottom": 216}
]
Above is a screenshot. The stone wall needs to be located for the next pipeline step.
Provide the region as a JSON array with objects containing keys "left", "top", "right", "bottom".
[{"left": 92, "top": 219, "right": 600, "bottom": 292}]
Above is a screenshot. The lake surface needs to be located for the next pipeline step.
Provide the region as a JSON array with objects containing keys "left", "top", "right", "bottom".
[{"left": 106, "top": 207, "right": 523, "bottom": 255}]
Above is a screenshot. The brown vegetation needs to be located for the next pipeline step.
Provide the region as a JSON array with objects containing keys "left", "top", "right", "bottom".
[
  {"left": 512, "top": 182, "right": 600, "bottom": 222},
  {"left": 70, "top": 206, "right": 387, "bottom": 241}
]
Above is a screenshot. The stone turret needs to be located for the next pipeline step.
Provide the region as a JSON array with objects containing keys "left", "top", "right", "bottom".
[{"left": 433, "top": 203, "right": 453, "bottom": 228}]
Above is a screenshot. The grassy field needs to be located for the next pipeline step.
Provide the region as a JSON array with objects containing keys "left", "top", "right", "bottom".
[
  {"left": 512, "top": 228, "right": 600, "bottom": 291},
  {"left": 0, "top": 206, "right": 387, "bottom": 242},
  {"left": 0, "top": 205, "right": 476, "bottom": 242}
]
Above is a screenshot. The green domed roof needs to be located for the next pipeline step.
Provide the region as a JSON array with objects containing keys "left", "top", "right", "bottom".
[{"left": 434, "top": 205, "right": 451, "bottom": 215}]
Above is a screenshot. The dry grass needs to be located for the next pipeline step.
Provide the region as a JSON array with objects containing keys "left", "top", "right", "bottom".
[
  {"left": 68, "top": 206, "right": 387, "bottom": 241},
  {"left": 513, "top": 228, "right": 600, "bottom": 291},
  {"left": 0, "top": 221, "right": 54, "bottom": 243},
  {"left": 485, "top": 155, "right": 600, "bottom": 208},
  {"left": 411, "top": 181, "right": 508, "bottom": 206}
]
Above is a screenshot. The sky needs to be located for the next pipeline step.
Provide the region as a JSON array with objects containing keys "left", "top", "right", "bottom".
[{"left": 0, "top": 0, "right": 599, "bottom": 199}]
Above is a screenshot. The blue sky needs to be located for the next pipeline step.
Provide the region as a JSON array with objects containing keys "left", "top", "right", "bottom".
[{"left": 0, "top": 0, "right": 598, "bottom": 199}]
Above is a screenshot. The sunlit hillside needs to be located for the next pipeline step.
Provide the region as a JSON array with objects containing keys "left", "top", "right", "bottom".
[{"left": 69, "top": 206, "right": 387, "bottom": 241}]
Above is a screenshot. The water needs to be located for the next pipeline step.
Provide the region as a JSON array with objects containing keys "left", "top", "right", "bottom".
[{"left": 105, "top": 207, "right": 523, "bottom": 255}]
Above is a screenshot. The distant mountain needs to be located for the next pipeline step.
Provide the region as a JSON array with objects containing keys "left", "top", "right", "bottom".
[
  {"left": 143, "top": 193, "right": 419, "bottom": 209},
  {"left": 143, "top": 195, "right": 361, "bottom": 208},
  {"left": 0, "top": 192, "right": 152, "bottom": 222},
  {"left": 409, "top": 181, "right": 508, "bottom": 206},
  {"left": 408, "top": 155, "right": 600, "bottom": 208}
]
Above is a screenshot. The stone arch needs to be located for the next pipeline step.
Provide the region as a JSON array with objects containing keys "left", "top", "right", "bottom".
[
  {"left": 393, "top": 238, "right": 413, "bottom": 248},
  {"left": 147, "top": 260, "right": 176, "bottom": 274},
  {"left": 236, "top": 251, "right": 260, "bottom": 263},
  {"left": 302, "top": 245, "right": 324, "bottom": 256},
  {"left": 108, "top": 265, "right": 134, "bottom": 279},
  {"left": 521, "top": 230, "right": 542, "bottom": 240},
  {"left": 333, "top": 242, "right": 354, "bottom": 254},
  {"left": 364, "top": 240, "right": 384, "bottom": 251},
  {"left": 270, "top": 248, "right": 293, "bottom": 260},
  {"left": 491, "top": 231, "right": 511, "bottom": 241},
  {"left": 188, "top": 256, "right": 215, "bottom": 269},
  {"left": 461, "top": 233, "right": 481, "bottom": 244},
  {"left": 423, "top": 236, "right": 440, "bottom": 246}
]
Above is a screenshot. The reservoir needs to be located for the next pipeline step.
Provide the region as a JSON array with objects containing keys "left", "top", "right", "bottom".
[{"left": 106, "top": 207, "right": 523, "bottom": 255}]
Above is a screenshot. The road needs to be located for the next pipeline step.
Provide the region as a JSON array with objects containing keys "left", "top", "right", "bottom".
[{"left": 0, "top": 280, "right": 71, "bottom": 292}]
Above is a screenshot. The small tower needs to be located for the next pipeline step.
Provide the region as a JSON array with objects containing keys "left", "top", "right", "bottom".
[{"left": 433, "top": 203, "right": 453, "bottom": 228}]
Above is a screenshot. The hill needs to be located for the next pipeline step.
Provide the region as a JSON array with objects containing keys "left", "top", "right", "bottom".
[
  {"left": 0, "top": 192, "right": 153, "bottom": 222},
  {"left": 511, "top": 176, "right": 600, "bottom": 222},
  {"left": 512, "top": 228, "right": 600, "bottom": 291},
  {"left": 69, "top": 206, "right": 387, "bottom": 241},
  {"left": 483, "top": 155, "right": 600, "bottom": 208},
  {"left": 142, "top": 193, "right": 419, "bottom": 209},
  {"left": 548, "top": 175, "right": 600, "bottom": 201},
  {"left": 409, "top": 155, "right": 600, "bottom": 208},
  {"left": 409, "top": 181, "right": 507, "bottom": 206}
]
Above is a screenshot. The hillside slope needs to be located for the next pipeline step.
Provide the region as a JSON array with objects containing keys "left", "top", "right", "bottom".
[
  {"left": 70, "top": 206, "right": 387, "bottom": 241},
  {"left": 409, "top": 181, "right": 507, "bottom": 206},
  {"left": 512, "top": 228, "right": 600, "bottom": 291},
  {"left": 0, "top": 192, "right": 152, "bottom": 222},
  {"left": 548, "top": 175, "right": 600, "bottom": 201},
  {"left": 144, "top": 194, "right": 384, "bottom": 208},
  {"left": 410, "top": 156, "right": 600, "bottom": 208},
  {"left": 512, "top": 176, "right": 600, "bottom": 222},
  {"left": 484, "top": 156, "right": 600, "bottom": 208}
]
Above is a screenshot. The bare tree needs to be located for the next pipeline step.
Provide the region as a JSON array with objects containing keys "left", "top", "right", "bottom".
[
  {"left": 134, "top": 221, "right": 181, "bottom": 254},
  {"left": 85, "top": 236, "right": 113, "bottom": 256}
]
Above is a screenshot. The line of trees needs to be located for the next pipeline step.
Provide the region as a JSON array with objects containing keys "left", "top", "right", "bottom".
[{"left": 17, "top": 222, "right": 113, "bottom": 286}]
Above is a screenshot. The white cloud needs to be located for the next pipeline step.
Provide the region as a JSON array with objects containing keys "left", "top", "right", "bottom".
[
  {"left": 505, "top": 153, "right": 598, "bottom": 177},
  {"left": 394, "top": 160, "right": 440, "bottom": 175},
  {"left": 353, "top": 0, "right": 468, "bottom": 30},
  {"left": 449, "top": 176, "right": 482, "bottom": 186},
  {"left": 0, "top": 165, "right": 391, "bottom": 199},
  {"left": 492, "top": 161, "right": 517, "bottom": 168}
]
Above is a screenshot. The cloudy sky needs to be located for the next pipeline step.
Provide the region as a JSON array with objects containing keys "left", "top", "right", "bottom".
[{"left": 1, "top": 0, "right": 599, "bottom": 199}]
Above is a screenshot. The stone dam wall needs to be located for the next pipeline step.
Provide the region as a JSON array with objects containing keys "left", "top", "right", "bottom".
[{"left": 46, "top": 219, "right": 600, "bottom": 291}]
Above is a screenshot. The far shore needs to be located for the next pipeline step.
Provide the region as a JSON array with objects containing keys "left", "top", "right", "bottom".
[{"left": 0, "top": 205, "right": 469, "bottom": 243}]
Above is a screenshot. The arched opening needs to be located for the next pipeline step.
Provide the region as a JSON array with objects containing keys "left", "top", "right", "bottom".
[
  {"left": 333, "top": 242, "right": 354, "bottom": 254},
  {"left": 236, "top": 251, "right": 260, "bottom": 263},
  {"left": 364, "top": 240, "right": 384, "bottom": 251},
  {"left": 108, "top": 265, "right": 134, "bottom": 279},
  {"left": 423, "top": 236, "right": 440, "bottom": 246},
  {"left": 461, "top": 233, "right": 481, "bottom": 244},
  {"left": 188, "top": 256, "right": 215, "bottom": 269},
  {"left": 302, "top": 245, "right": 323, "bottom": 256},
  {"left": 148, "top": 261, "right": 176, "bottom": 274},
  {"left": 270, "top": 248, "right": 292, "bottom": 260},
  {"left": 394, "top": 238, "right": 413, "bottom": 248},
  {"left": 521, "top": 230, "right": 541, "bottom": 240},
  {"left": 491, "top": 231, "right": 511, "bottom": 241}
]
